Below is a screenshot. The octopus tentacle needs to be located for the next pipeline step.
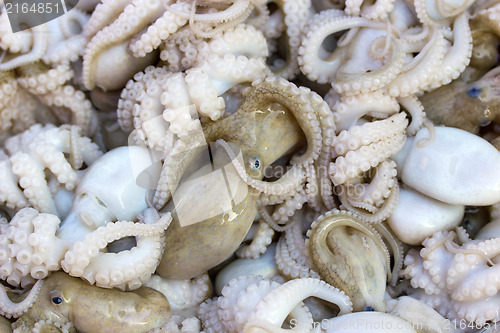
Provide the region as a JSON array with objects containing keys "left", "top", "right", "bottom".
[
  {"left": 153, "top": 128, "right": 206, "bottom": 209},
  {"left": 0, "top": 11, "right": 32, "bottom": 54},
  {"left": 0, "top": 153, "right": 28, "bottom": 211},
  {"left": 198, "top": 275, "right": 281, "bottom": 332},
  {"left": 8, "top": 153, "right": 57, "bottom": 214},
  {"left": 0, "top": 25, "right": 48, "bottom": 71},
  {"left": 145, "top": 273, "right": 212, "bottom": 317},
  {"left": 332, "top": 113, "right": 407, "bottom": 157},
  {"left": 61, "top": 209, "right": 172, "bottom": 290},
  {"left": 3, "top": 124, "right": 101, "bottom": 214},
  {"left": 372, "top": 222, "right": 404, "bottom": 286},
  {"left": 0, "top": 279, "right": 43, "bottom": 319},
  {"left": 0, "top": 209, "right": 68, "bottom": 287},
  {"left": 269, "top": 188, "right": 308, "bottom": 225},
  {"left": 17, "top": 63, "right": 95, "bottom": 135},
  {"left": 310, "top": 89, "right": 336, "bottom": 210},
  {"left": 329, "top": 113, "right": 408, "bottom": 186},
  {"left": 188, "top": 0, "right": 252, "bottom": 22},
  {"left": 401, "top": 248, "right": 443, "bottom": 295},
  {"left": 83, "top": 0, "right": 133, "bottom": 38},
  {"left": 401, "top": 228, "right": 500, "bottom": 325},
  {"left": 0, "top": 71, "right": 22, "bottom": 136},
  {"left": 118, "top": 66, "right": 177, "bottom": 153},
  {"left": 275, "top": 217, "right": 320, "bottom": 280},
  {"left": 196, "top": 24, "right": 269, "bottom": 61},
  {"left": 244, "top": 278, "right": 352, "bottom": 331},
  {"left": 189, "top": 4, "right": 255, "bottom": 39},
  {"left": 388, "top": 27, "right": 447, "bottom": 97},
  {"left": 423, "top": 13, "right": 473, "bottom": 91},
  {"left": 120, "top": 51, "right": 269, "bottom": 153},
  {"left": 258, "top": 203, "right": 292, "bottom": 232},
  {"left": 185, "top": 55, "right": 270, "bottom": 121},
  {"left": 129, "top": 2, "right": 191, "bottom": 58},
  {"left": 331, "top": 90, "right": 400, "bottom": 131},
  {"left": 151, "top": 315, "right": 202, "bottom": 333},
  {"left": 342, "top": 159, "right": 397, "bottom": 208},
  {"left": 158, "top": 27, "right": 204, "bottom": 72},
  {"left": 414, "top": 0, "right": 473, "bottom": 26},
  {"left": 42, "top": 35, "right": 88, "bottom": 67},
  {"left": 361, "top": 0, "right": 395, "bottom": 20},
  {"left": 334, "top": 34, "right": 405, "bottom": 96},
  {"left": 82, "top": 0, "right": 165, "bottom": 90},
  {"left": 304, "top": 163, "right": 322, "bottom": 211},
  {"left": 31, "top": 320, "right": 74, "bottom": 333},
  {"left": 339, "top": 179, "right": 400, "bottom": 224},
  {"left": 398, "top": 95, "right": 426, "bottom": 135},
  {"left": 236, "top": 220, "right": 275, "bottom": 259},
  {"left": 269, "top": 0, "right": 312, "bottom": 80},
  {"left": 329, "top": 131, "right": 405, "bottom": 187},
  {"left": 306, "top": 209, "right": 390, "bottom": 311},
  {"left": 298, "top": 12, "right": 384, "bottom": 84}
]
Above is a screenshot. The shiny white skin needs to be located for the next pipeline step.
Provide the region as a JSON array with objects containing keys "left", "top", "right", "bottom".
[
  {"left": 476, "top": 219, "right": 500, "bottom": 240},
  {"left": 58, "top": 146, "right": 162, "bottom": 242},
  {"left": 394, "top": 126, "right": 500, "bottom": 206},
  {"left": 387, "top": 186, "right": 464, "bottom": 245}
]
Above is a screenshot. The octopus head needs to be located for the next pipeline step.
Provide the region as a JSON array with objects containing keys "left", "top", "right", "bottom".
[
  {"left": 21, "top": 273, "right": 75, "bottom": 328},
  {"left": 228, "top": 105, "right": 305, "bottom": 181},
  {"left": 18, "top": 272, "right": 171, "bottom": 333}
]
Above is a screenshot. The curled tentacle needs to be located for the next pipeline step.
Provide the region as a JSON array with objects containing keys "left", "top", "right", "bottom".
[
  {"left": 244, "top": 278, "right": 353, "bottom": 331},
  {"left": 306, "top": 209, "right": 390, "bottom": 311},
  {"left": 61, "top": 209, "right": 172, "bottom": 290},
  {"left": 0, "top": 279, "right": 43, "bottom": 319}
]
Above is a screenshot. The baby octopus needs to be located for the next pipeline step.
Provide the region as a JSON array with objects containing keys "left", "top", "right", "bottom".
[{"left": 7, "top": 272, "right": 171, "bottom": 333}]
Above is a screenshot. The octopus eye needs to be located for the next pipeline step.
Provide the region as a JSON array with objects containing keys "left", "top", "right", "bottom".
[
  {"left": 50, "top": 291, "right": 64, "bottom": 305},
  {"left": 249, "top": 157, "right": 261, "bottom": 171},
  {"left": 467, "top": 86, "right": 482, "bottom": 98},
  {"left": 51, "top": 296, "right": 63, "bottom": 305}
]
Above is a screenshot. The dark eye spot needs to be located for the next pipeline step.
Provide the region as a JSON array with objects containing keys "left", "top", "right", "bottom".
[
  {"left": 51, "top": 297, "right": 63, "bottom": 305},
  {"left": 250, "top": 157, "right": 261, "bottom": 170},
  {"left": 364, "top": 306, "right": 375, "bottom": 311},
  {"left": 467, "top": 86, "right": 482, "bottom": 98}
]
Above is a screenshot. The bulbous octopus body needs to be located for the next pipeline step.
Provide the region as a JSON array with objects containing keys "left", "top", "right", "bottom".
[
  {"left": 14, "top": 272, "right": 171, "bottom": 333},
  {"left": 421, "top": 66, "right": 500, "bottom": 133},
  {"left": 156, "top": 82, "right": 306, "bottom": 279},
  {"left": 0, "top": 316, "right": 11, "bottom": 332}
]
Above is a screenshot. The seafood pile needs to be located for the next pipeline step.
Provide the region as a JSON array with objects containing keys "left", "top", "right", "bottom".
[{"left": 0, "top": 0, "right": 500, "bottom": 331}]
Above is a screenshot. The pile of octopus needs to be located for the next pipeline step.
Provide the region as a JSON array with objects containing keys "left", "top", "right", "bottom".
[{"left": 1, "top": 0, "right": 500, "bottom": 331}]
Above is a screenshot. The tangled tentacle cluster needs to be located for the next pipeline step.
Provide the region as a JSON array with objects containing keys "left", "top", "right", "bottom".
[
  {"left": 198, "top": 275, "right": 353, "bottom": 331},
  {"left": 0, "top": 0, "right": 499, "bottom": 330},
  {"left": 0, "top": 209, "right": 64, "bottom": 288},
  {"left": 401, "top": 228, "right": 500, "bottom": 326},
  {"left": 61, "top": 209, "right": 172, "bottom": 290},
  {"left": 0, "top": 124, "right": 102, "bottom": 215}
]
